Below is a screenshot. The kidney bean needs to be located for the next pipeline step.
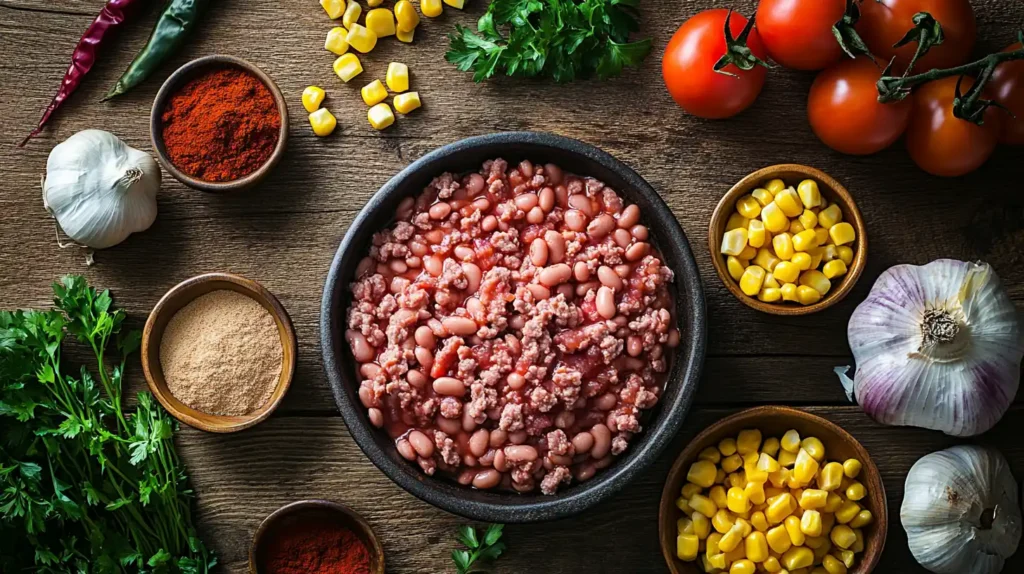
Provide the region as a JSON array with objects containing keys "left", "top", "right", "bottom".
[
  {"left": 441, "top": 317, "right": 477, "bottom": 336},
  {"left": 457, "top": 469, "right": 476, "bottom": 485},
  {"left": 508, "top": 314, "right": 526, "bottom": 330},
  {"left": 542, "top": 457, "right": 555, "bottom": 471},
  {"left": 405, "top": 256, "right": 422, "bottom": 269},
  {"left": 487, "top": 406, "right": 501, "bottom": 421},
  {"left": 543, "top": 230, "right": 566, "bottom": 263},
  {"left": 433, "top": 376, "right": 467, "bottom": 397},
  {"left": 554, "top": 185, "right": 569, "bottom": 208},
  {"left": 397, "top": 197, "right": 415, "bottom": 219},
  {"left": 397, "top": 438, "right": 417, "bottom": 461},
  {"left": 575, "top": 464, "right": 597, "bottom": 482},
  {"left": 505, "top": 445, "right": 539, "bottom": 462},
  {"left": 473, "top": 197, "right": 491, "bottom": 212},
  {"left": 618, "top": 204, "right": 640, "bottom": 228},
  {"left": 543, "top": 163, "right": 563, "bottom": 184},
  {"left": 631, "top": 224, "right": 649, "bottom": 240},
  {"left": 389, "top": 259, "right": 408, "bottom": 274},
  {"left": 573, "top": 261, "right": 591, "bottom": 282},
  {"left": 356, "top": 257, "right": 375, "bottom": 278},
  {"left": 594, "top": 393, "right": 618, "bottom": 411},
  {"left": 518, "top": 159, "right": 534, "bottom": 178},
  {"left": 414, "top": 326, "right": 435, "bottom": 348},
  {"left": 469, "top": 429, "right": 490, "bottom": 457},
  {"left": 509, "top": 431, "right": 528, "bottom": 445},
  {"left": 625, "top": 242, "right": 650, "bottom": 262},
  {"left": 489, "top": 429, "right": 508, "bottom": 448},
  {"left": 624, "top": 357, "right": 645, "bottom": 371},
  {"left": 514, "top": 193, "right": 539, "bottom": 211},
  {"left": 587, "top": 214, "right": 615, "bottom": 238},
  {"left": 526, "top": 206, "right": 545, "bottom": 224},
  {"left": 613, "top": 228, "right": 632, "bottom": 248},
  {"left": 412, "top": 347, "right": 432, "bottom": 370},
  {"left": 437, "top": 415, "right": 461, "bottom": 434},
  {"left": 606, "top": 412, "right": 618, "bottom": 432},
  {"left": 590, "top": 424, "right": 612, "bottom": 458},
  {"left": 429, "top": 202, "right": 452, "bottom": 220},
  {"left": 530, "top": 238, "right": 549, "bottom": 267},
  {"left": 556, "top": 284, "right": 574, "bottom": 300},
  {"left": 454, "top": 246, "right": 474, "bottom": 261},
  {"left": 539, "top": 263, "right": 572, "bottom": 287},
  {"left": 614, "top": 265, "right": 632, "bottom": 278},
  {"left": 548, "top": 454, "right": 573, "bottom": 466},
  {"left": 527, "top": 284, "right": 551, "bottom": 300},
  {"left": 597, "top": 266, "right": 623, "bottom": 290},
  {"left": 409, "top": 240, "right": 428, "bottom": 257},
  {"left": 358, "top": 385, "right": 376, "bottom": 408},
  {"left": 466, "top": 173, "right": 485, "bottom": 195},
  {"left": 596, "top": 286, "right": 617, "bottom": 319},
  {"left": 424, "top": 255, "right": 443, "bottom": 276},
  {"left": 668, "top": 328, "right": 681, "bottom": 348},
  {"left": 407, "top": 369, "right": 428, "bottom": 388},
  {"left": 554, "top": 410, "right": 576, "bottom": 429},
  {"left": 612, "top": 315, "right": 628, "bottom": 327},
  {"left": 427, "top": 318, "right": 448, "bottom": 338},
  {"left": 564, "top": 209, "right": 587, "bottom": 231},
  {"left": 461, "top": 262, "right": 482, "bottom": 293},
  {"left": 346, "top": 330, "right": 376, "bottom": 362},
  {"left": 360, "top": 363, "right": 381, "bottom": 379},
  {"left": 538, "top": 187, "right": 555, "bottom": 212},
  {"left": 462, "top": 409, "right": 478, "bottom": 432},
  {"left": 572, "top": 431, "right": 595, "bottom": 454},
  {"left": 408, "top": 430, "right": 434, "bottom": 458},
  {"left": 478, "top": 449, "right": 496, "bottom": 467},
  {"left": 576, "top": 281, "right": 600, "bottom": 297},
  {"left": 507, "top": 372, "right": 526, "bottom": 391},
  {"left": 568, "top": 194, "right": 595, "bottom": 217},
  {"left": 466, "top": 298, "right": 484, "bottom": 318},
  {"left": 472, "top": 469, "right": 501, "bottom": 489},
  {"left": 482, "top": 215, "right": 498, "bottom": 231},
  {"left": 627, "top": 336, "right": 643, "bottom": 357},
  {"left": 375, "top": 264, "right": 391, "bottom": 276},
  {"left": 493, "top": 449, "right": 508, "bottom": 472}
]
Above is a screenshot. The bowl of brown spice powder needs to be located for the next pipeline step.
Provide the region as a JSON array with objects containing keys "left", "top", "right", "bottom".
[{"left": 142, "top": 272, "right": 297, "bottom": 433}]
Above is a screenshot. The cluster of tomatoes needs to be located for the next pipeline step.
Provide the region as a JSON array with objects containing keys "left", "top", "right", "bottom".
[{"left": 661, "top": 0, "right": 1024, "bottom": 177}]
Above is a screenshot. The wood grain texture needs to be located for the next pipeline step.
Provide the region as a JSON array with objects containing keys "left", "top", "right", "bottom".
[{"left": 2, "top": 0, "right": 1023, "bottom": 572}]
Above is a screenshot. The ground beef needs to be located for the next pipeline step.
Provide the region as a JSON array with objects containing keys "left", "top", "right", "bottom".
[{"left": 346, "top": 158, "right": 680, "bottom": 495}]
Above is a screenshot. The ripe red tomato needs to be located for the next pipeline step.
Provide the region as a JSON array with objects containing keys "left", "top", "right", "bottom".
[
  {"left": 990, "top": 43, "right": 1024, "bottom": 145},
  {"left": 662, "top": 9, "right": 767, "bottom": 119},
  {"left": 756, "top": 0, "right": 847, "bottom": 70},
  {"left": 807, "top": 57, "right": 913, "bottom": 155},
  {"left": 905, "top": 76, "right": 1002, "bottom": 177},
  {"left": 856, "top": 0, "right": 976, "bottom": 72}
]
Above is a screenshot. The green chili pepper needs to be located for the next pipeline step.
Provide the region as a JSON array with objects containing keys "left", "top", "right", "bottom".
[{"left": 104, "top": 0, "right": 212, "bottom": 99}]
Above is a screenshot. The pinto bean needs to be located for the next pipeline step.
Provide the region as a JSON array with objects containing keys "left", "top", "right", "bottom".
[
  {"left": 424, "top": 255, "right": 443, "bottom": 276},
  {"left": 407, "top": 369, "right": 428, "bottom": 388},
  {"left": 482, "top": 215, "right": 498, "bottom": 231},
  {"left": 493, "top": 449, "right": 508, "bottom": 472},
  {"left": 668, "top": 328, "right": 681, "bottom": 348},
  {"left": 462, "top": 262, "right": 482, "bottom": 293},
  {"left": 539, "top": 263, "right": 572, "bottom": 287},
  {"left": 564, "top": 209, "right": 587, "bottom": 231},
  {"left": 573, "top": 261, "right": 591, "bottom": 282},
  {"left": 397, "top": 438, "right": 417, "bottom": 461},
  {"left": 527, "top": 284, "right": 551, "bottom": 300},
  {"left": 473, "top": 469, "right": 501, "bottom": 489},
  {"left": 575, "top": 463, "right": 597, "bottom": 482},
  {"left": 469, "top": 429, "right": 490, "bottom": 457},
  {"left": 576, "top": 281, "right": 600, "bottom": 297},
  {"left": 556, "top": 284, "right": 574, "bottom": 300},
  {"left": 397, "top": 197, "right": 415, "bottom": 219},
  {"left": 568, "top": 194, "right": 595, "bottom": 216},
  {"left": 526, "top": 206, "right": 545, "bottom": 224},
  {"left": 414, "top": 326, "right": 435, "bottom": 348},
  {"left": 594, "top": 393, "right": 618, "bottom": 411},
  {"left": 613, "top": 228, "right": 632, "bottom": 248},
  {"left": 548, "top": 454, "right": 573, "bottom": 466},
  {"left": 437, "top": 415, "right": 461, "bottom": 434},
  {"left": 554, "top": 185, "right": 569, "bottom": 208},
  {"left": 514, "top": 193, "right": 539, "bottom": 211},
  {"left": 631, "top": 224, "right": 649, "bottom": 241},
  {"left": 597, "top": 266, "right": 623, "bottom": 290},
  {"left": 627, "top": 336, "right": 643, "bottom": 357},
  {"left": 554, "top": 410, "right": 576, "bottom": 429},
  {"left": 596, "top": 286, "right": 617, "bottom": 319},
  {"left": 457, "top": 469, "right": 476, "bottom": 485},
  {"left": 539, "top": 187, "right": 556, "bottom": 212},
  {"left": 409, "top": 240, "right": 428, "bottom": 257},
  {"left": 504, "top": 445, "right": 539, "bottom": 462},
  {"left": 433, "top": 376, "right": 466, "bottom": 397},
  {"left": 507, "top": 373, "right": 526, "bottom": 391},
  {"left": 473, "top": 198, "right": 491, "bottom": 212},
  {"left": 544, "top": 230, "right": 566, "bottom": 263},
  {"left": 615, "top": 264, "right": 632, "bottom": 278},
  {"left": 530, "top": 238, "right": 549, "bottom": 267},
  {"left": 358, "top": 385, "right": 376, "bottom": 408},
  {"left": 590, "top": 424, "right": 612, "bottom": 458},
  {"left": 441, "top": 316, "right": 477, "bottom": 336},
  {"left": 462, "top": 409, "right": 478, "bottom": 432},
  {"left": 625, "top": 242, "right": 650, "bottom": 262},
  {"left": 405, "top": 256, "right": 422, "bottom": 269},
  {"left": 466, "top": 173, "right": 485, "bottom": 195},
  {"left": 346, "top": 330, "right": 376, "bottom": 362},
  {"left": 359, "top": 363, "right": 381, "bottom": 379},
  {"left": 429, "top": 202, "right": 452, "bottom": 220},
  {"left": 545, "top": 163, "right": 564, "bottom": 185},
  {"left": 509, "top": 431, "right": 528, "bottom": 445},
  {"left": 489, "top": 429, "right": 508, "bottom": 448},
  {"left": 587, "top": 214, "right": 615, "bottom": 238},
  {"left": 414, "top": 347, "right": 434, "bottom": 369},
  {"left": 618, "top": 204, "right": 641, "bottom": 228},
  {"left": 454, "top": 245, "right": 475, "bottom": 261},
  {"left": 356, "top": 257, "right": 375, "bottom": 278},
  {"left": 427, "top": 318, "right": 448, "bottom": 338},
  {"left": 408, "top": 430, "right": 434, "bottom": 458},
  {"left": 572, "top": 431, "right": 595, "bottom": 454}
]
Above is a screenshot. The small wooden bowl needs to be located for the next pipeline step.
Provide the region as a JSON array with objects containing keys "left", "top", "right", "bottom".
[
  {"left": 659, "top": 406, "right": 887, "bottom": 574},
  {"left": 249, "top": 500, "right": 385, "bottom": 574},
  {"left": 709, "top": 165, "right": 868, "bottom": 315},
  {"left": 141, "top": 272, "right": 297, "bottom": 433},
  {"left": 150, "top": 55, "right": 289, "bottom": 193}
]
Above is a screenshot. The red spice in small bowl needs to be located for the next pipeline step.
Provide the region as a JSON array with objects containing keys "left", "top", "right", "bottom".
[
  {"left": 259, "top": 518, "right": 371, "bottom": 574},
  {"left": 160, "top": 67, "right": 281, "bottom": 182}
]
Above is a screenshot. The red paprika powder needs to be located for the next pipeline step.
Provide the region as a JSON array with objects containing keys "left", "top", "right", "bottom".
[
  {"left": 260, "top": 519, "right": 372, "bottom": 574},
  {"left": 160, "top": 67, "right": 280, "bottom": 182}
]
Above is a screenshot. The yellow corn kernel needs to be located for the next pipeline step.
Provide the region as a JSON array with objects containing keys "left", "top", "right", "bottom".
[
  {"left": 786, "top": 473, "right": 804, "bottom": 490},
  {"left": 789, "top": 220, "right": 805, "bottom": 235},
  {"left": 678, "top": 517, "right": 695, "bottom": 535},
  {"left": 690, "top": 494, "right": 718, "bottom": 518},
  {"left": 818, "top": 204, "right": 842, "bottom": 228},
  {"left": 382, "top": 61, "right": 411, "bottom": 93},
  {"left": 687, "top": 460, "right": 718, "bottom": 489},
  {"left": 727, "top": 213, "right": 750, "bottom": 232},
  {"left": 836, "top": 548, "right": 855, "bottom": 568},
  {"left": 744, "top": 219, "right": 766, "bottom": 249},
  {"left": 829, "top": 222, "right": 856, "bottom": 246},
  {"left": 722, "top": 454, "right": 743, "bottom": 473},
  {"left": 766, "top": 493, "right": 796, "bottom": 524},
  {"left": 793, "top": 449, "right": 820, "bottom": 484},
  {"left": 721, "top": 228, "right": 749, "bottom": 256},
  {"left": 726, "top": 256, "right": 748, "bottom": 281},
  {"left": 308, "top": 108, "right": 337, "bottom": 137},
  {"left": 824, "top": 492, "right": 844, "bottom": 513},
  {"left": 676, "top": 496, "right": 691, "bottom": 513},
  {"left": 325, "top": 26, "right": 350, "bottom": 54},
  {"left": 849, "top": 509, "right": 873, "bottom": 529},
  {"left": 739, "top": 245, "right": 758, "bottom": 260},
  {"left": 790, "top": 252, "right": 812, "bottom": 271},
  {"left": 819, "top": 245, "right": 838, "bottom": 264},
  {"left": 681, "top": 481, "right": 702, "bottom": 498},
  {"left": 816, "top": 227, "right": 831, "bottom": 247},
  {"left": 753, "top": 247, "right": 780, "bottom": 272},
  {"left": 792, "top": 229, "right": 820, "bottom": 253},
  {"left": 757, "top": 453, "right": 781, "bottom": 474},
  {"left": 752, "top": 188, "right": 774, "bottom": 206},
  {"left": 730, "top": 559, "right": 756, "bottom": 574},
  {"left": 817, "top": 462, "right": 844, "bottom": 491},
  {"left": 761, "top": 437, "right": 780, "bottom": 457},
  {"left": 709, "top": 553, "right": 728, "bottom": 570},
  {"left": 822, "top": 554, "right": 847, "bottom": 574},
  {"left": 779, "top": 430, "right": 800, "bottom": 453},
  {"left": 421, "top": 0, "right": 443, "bottom": 17},
  {"left": 745, "top": 481, "right": 766, "bottom": 506},
  {"left": 782, "top": 546, "right": 814, "bottom": 570},
  {"left": 812, "top": 538, "right": 833, "bottom": 562},
  {"left": 321, "top": 0, "right": 346, "bottom": 19},
  {"left": 719, "top": 437, "right": 738, "bottom": 456},
  {"left": 735, "top": 517, "right": 753, "bottom": 537},
  {"left": 763, "top": 272, "right": 780, "bottom": 289},
  {"left": 301, "top": 85, "right": 326, "bottom": 113},
  {"left": 772, "top": 261, "right": 801, "bottom": 284},
  {"left": 699, "top": 555, "right": 715, "bottom": 573},
  {"left": 845, "top": 482, "right": 865, "bottom": 502},
  {"left": 719, "top": 523, "right": 745, "bottom": 553},
  {"left": 728, "top": 486, "right": 751, "bottom": 514},
  {"left": 761, "top": 202, "right": 790, "bottom": 233},
  {"left": 796, "top": 438, "right": 822, "bottom": 461},
  {"left": 798, "top": 209, "right": 818, "bottom": 231},
  {"left": 346, "top": 24, "right": 378, "bottom": 53},
  {"left": 728, "top": 472, "right": 745, "bottom": 490},
  {"left": 852, "top": 529, "right": 864, "bottom": 553},
  {"left": 775, "top": 187, "right": 804, "bottom": 217},
  {"left": 343, "top": 0, "right": 362, "bottom": 28},
  {"left": 799, "top": 271, "right": 831, "bottom": 296},
  {"left": 693, "top": 511, "right": 712, "bottom": 539},
  {"left": 710, "top": 485, "right": 728, "bottom": 509},
  {"left": 764, "top": 178, "right": 786, "bottom": 195},
  {"left": 758, "top": 287, "right": 782, "bottom": 303},
  {"left": 778, "top": 449, "right": 798, "bottom": 469},
  {"left": 745, "top": 531, "right": 769, "bottom": 562},
  {"left": 830, "top": 525, "right": 856, "bottom": 549},
  {"left": 360, "top": 79, "right": 388, "bottom": 106},
  {"left": 798, "top": 489, "right": 828, "bottom": 510},
  {"left": 773, "top": 233, "right": 795, "bottom": 260},
  {"left": 769, "top": 467, "right": 791, "bottom": 488},
  {"left": 766, "top": 524, "right": 792, "bottom": 554},
  {"left": 737, "top": 195, "right": 762, "bottom": 219},
  {"left": 821, "top": 511, "right": 836, "bottom": 533},
  {"left": 763, "top": 556, "right": 783, "bottom": 573},
  {"left": 835, "top": 501, "right": 861, "bottom": 524},
  {"left": 784, "top": 515, "right": 806, "bottom": 546},
  {"left": 677, "top": 533, "right": 700, "bottom": 561},
  {"left": 707, "top": 531, "right": 723, "bottom": 556},
  {"left": 367, "top": 0, "right": 383, "bottom": 5},
  {"left": 808, "top": 248, "right": 825, "bottom": 270},
  {"left": 837, "top": 246, "right": 854, "bottom": 266},
  {"left": 366, "top": 8, "right": 396, "bottom": 37},
  {"left": 393, "top": 92, "right": 421, "bottom": 114},
  {"left": 751, "top": 511, "right": 768, "bottom": 532},
  {"left": 367, "top": 102, "right": 395, "bottom": 130},
  {"left": 799, "top": 510, "right": 822, "bottom": 537},
  {"left": 797, "top": 180, "right": 822, "bottom": 208},
  {"left": 695, "top": 446, "right": 720, "bottom": 464},
  {"left": 333, "top": 53, "right": 363, "bottom": 82},
  {"left": 740, "top": 266, "right": 766, "bottom": 297},
  {"left": 394, "top": 0, "right": 420, "bottom": 31},
  {"left": 716, "top": 468, "right": 727, "bottom": 484},
  {"left": 396, "top": 26, "right": 414, "bottom": 43},
  {"left": 745, "top": 464, "right": 769, "bottom": 486},
  {"left": 712, "top": 509, "right": 735, "bottom": 534}
]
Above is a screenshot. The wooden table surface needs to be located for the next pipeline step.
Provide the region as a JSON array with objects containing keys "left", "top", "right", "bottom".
[{"left": 3, "top": 0, "right": 1024, "bottom": 572}]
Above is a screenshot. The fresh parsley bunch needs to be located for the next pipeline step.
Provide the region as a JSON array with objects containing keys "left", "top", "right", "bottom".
[
  {"left": 0, "top": 276, "right": 214, "bottom": 573},
  {"left": 446, "top": 0, "right": 652, "bottom": 83},
  {"left": 452, "top": 523, "right": 505, "bottom": 573}
]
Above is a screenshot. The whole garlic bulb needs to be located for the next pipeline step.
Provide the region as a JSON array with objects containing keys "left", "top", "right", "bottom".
[
  {"left": 901, "top": 445, "right": 1021, "bottom": 574},
  {"left": 43, "top": 129, "right": 160, "bottom": 249},
  {"left": 844, "top": 259, "right": 1022, "bottom": 436}
]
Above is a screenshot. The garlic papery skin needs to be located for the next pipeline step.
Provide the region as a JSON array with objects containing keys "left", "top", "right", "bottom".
[
  {"left": 845, "top": 259, "right": 1022, "bottom": 436},
  {"left": 43, "top": 129, "right": 160, "bottom": 249},
  {"left": 901, "top": 445, "right": 1021, "bottom": 574}
]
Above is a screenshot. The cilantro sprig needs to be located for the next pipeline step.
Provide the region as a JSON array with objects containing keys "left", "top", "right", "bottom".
[
  {"left": 446, "top": 0, "right": 652, "bottom": 83},
  {"left": 452, "top": 523, "right": 506, "bottom": 573}
]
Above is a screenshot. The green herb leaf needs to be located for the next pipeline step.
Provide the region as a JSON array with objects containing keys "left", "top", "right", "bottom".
[
  {"left": 451, "top": 548, "right": 471, "bottom": 573},
  {"left": 483, "top": 522, "right": 504, "bottom": 546},
  {"left": 458, "top": 524, "right": 480, "bottom": 549}
]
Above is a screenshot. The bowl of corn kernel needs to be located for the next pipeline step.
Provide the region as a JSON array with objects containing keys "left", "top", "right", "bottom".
[
  {"left": 708, "top": 165, "right": 867, "bottom": 315},
  {"left": 658, "top": 406, "right": 887, "bottom": 574}
]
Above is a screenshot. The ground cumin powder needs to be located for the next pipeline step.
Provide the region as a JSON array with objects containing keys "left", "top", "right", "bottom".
[{"left": 160, "top": 290, "right": 282, "bottom": 416}]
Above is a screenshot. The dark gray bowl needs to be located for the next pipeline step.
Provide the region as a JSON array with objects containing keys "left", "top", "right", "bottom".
[{"left": 321, "top": 132, "right": 706, "bottom": 523}]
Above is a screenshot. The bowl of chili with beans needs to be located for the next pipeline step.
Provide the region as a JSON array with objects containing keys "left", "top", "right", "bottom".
[{"left": 321, "top": 132, "right": 706, "bottom": 523}]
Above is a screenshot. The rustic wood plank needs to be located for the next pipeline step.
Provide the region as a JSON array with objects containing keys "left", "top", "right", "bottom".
[{"left": 177, "top": 405, "right": 1024, "bottom": 573}]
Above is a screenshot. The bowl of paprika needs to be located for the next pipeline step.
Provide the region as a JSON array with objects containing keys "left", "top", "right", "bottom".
[
  {"left": 249, "top": 499, "right": 384, "bottom": 574},
  {"left": 150, "top": 55, "right": 288, "bottom": 193}
]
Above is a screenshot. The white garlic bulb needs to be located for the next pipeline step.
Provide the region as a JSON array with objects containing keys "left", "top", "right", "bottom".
[
  {"left": 843, "top": 259, "right": 1022, "bottom": 436},
  {"left": 43, "top": 129, "right": 160, "bottom": 249},
  {"left": 901, "top": 445, "right": 1021, "bottom": 574}
]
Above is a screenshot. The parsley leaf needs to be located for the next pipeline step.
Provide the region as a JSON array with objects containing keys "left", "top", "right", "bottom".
[
  {"left": 446, "top": 0, "right": 651, "bottom": 82},
  {"left": 451, "top": 523, "right": 506, "bottom": 573}
]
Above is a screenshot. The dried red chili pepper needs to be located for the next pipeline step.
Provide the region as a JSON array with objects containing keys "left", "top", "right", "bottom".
[{"left": 20, "top": 0, "right": 144, "bottom": 147}]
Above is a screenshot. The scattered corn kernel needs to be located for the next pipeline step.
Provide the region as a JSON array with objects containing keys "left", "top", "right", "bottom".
[
  {"left": 396, "top": 27, "right": 415, "bottom": 42},
  {"left": 799, "top": 489, "right": 828, "bottom": 510},
  {"left": 747, "top": 219, "right": 766, "bottom": 248},
  {"left": 799, "top": 270, "right": 831, "bottom": 296},
  {"left": 789, "top": 220, "right": 806, "bottom": 235},
  {"left": 720, "top": 439, "right": 738, "bottom": 457},
  {"left": 678, "top": 517, "right": 695, "bottom": 535},
  {"left": 830, "top": 525, "right": 856, "bottom": 549},
  {"left": 745, "top": 481, "right": 766, "bottom": 505},
  {"left": 837, "top": 246, "right": 854, "bottom": 266},
  {"left": 848, "top": 509, "right": 873, "bottom": 529},
  {"left": 727, "top": 256, "right": 748, "bottom": 281},
  {"left": 728, "top": 486, "right": 751, "bottom": 513},
  {"left": 761, "top": 202, "right": 790, "bottom": 233},
  {"left": 740, "top": 265, "right": 766, "bottom": 296},
  {"left": 775, "top": 187, "right": 804, "bottom": 217},
  {"left": 818, "top": 462, "right": 844, "bottom": 491},
  {"left": 394, "top": 0, "right": 420, "bottom": 32},
  {"left": 722, "top": 228, "right": 749, "bottom": 256},
  {"left": 782, "top": 546, "right": 814, "bottom": 570},
  {"left": 784, "top": 515, "right": 805, "bottom": 546},
  {"left": 676, "top": 496, "right": 690, "bottom": 513},
  {"left": 823, "top": 554, "right": 848, "bottom": 574},
  {"left": 766, "top": 493, "right": 796, "bottom": 524},
  {"left": 790, "top": 252, "right": 812, "bottom": 271},
  {"left": 753, "top": 248, "right": 780, "bottom": 272},
  {"left": 829, "top": 222, "right": 856, "bottom": 246},
  {"left": 393, "top": 92, "right": 421, "bottom": 114},
  {"left": 727, "top": 213, "right": 750, "bottom": 231},
  {"left": 690, "top": 494, "right": 718, "bottom": 518},
  {"left": 713, "top": 509, "right": 735, "bottom": 534},
  {"left": 751, "top": 511, "right": 768, "bottom": 532},
  {"left": 325, "top": 26, "right": 350, "bottom": 54},
  {"left": 773, "top": 233, "right": 795, "bottom": 260},
  {"left": 709, "top": 553, "right": 728, "bottom": 570},
  {"left": 709, "top": 485, "right": 728, "bottom": 508},
  {"left": 308, "top": 108, "right": 337, "bottom": 136},
  {"left": 367, "top": 102, "right": 395, "bottom": 130},
  {"left": 752, "top": 188, "right": 773, "bottom": 206},
  {"left": 737, "top": 195, "right": 762, "bottom": 219},
  {"left": 677, "top": 533, "right": 700, "bottom": 561},
  {"left": 772, "top": 261, "right": 800, "bottom": 284},
  {"left": 798, "top": 209, "right": 818, "bottom": 231},
  {"left": 737, "top": 429, "right": 762, "bottom": 455},
  {"left": 818, "top": 204, "right": 842, "bottom": 228},
  {"left": 845, "top": 482, "right": 866, "bottom": 501},
  {"left": 763, "top": 556, "right": 783, "bottom": 573},
  {"left": 765, "top": 178, "right": 786, "bottom": 195},
  {"left": 302, "top": 85, "right": 326, "bottom": 113},
  {"left": 800, "top": 510, "right": 822, "bottom": 537},
  {"left": 333, "top": 53, "right": 363, "bottom": 82},
  {"left": 757, "top": 287, "right": 782, "bottom": 302},
  {"left": 347, "top": 24, "right": 378, "bottom": 53},
  {"left": 693, "top": 511, "right": 712, "bottom": 539},
  {"left": 719, "top": 523, "right": 745, "bottom": 553},
  {"left": 360, "top": 79, "right": 388, "bottom": 106},
  {"left": 824, "top": 492, "right": 844, "bottom": 513},
  {"left": 797, "top": 180, "right": 822, "bottom": 208},
  {"left": 688, "top": 460, "right": 719, "bottom": 488},
  {"left": 766, "top": 524, "right": 792, "bottom": 554},
  {"left": 384, "top": 62, "right": 411, "bottom": 93},
  {"left": 793, "top": 449, "right": 820, "bottom": 484},
  {"left": 745, "top": 532, "right": 769, "bottom": 562},
  {"left": 367, "top": 0, "right": 383, "bottom": 5},
  {"left": 321, "top": 0, "right": 346, "bottom": 19},
  {"left": 343, "top": 0, "right": 362, "bottom": 28},
  {"left": 835, "top": 501, "right": 861, "bottom": 524},
  {"left": 722, "top": 454, "right": 743, "bottom": 473},
  {"left": 792, "top": 229, "right": 819, "bottom": 253},
  {"left": 421, "top": 0, "right": 443, "bottom": 17},
  {"left": 366, "top": 8, "right": 396, "bottom": 37}
]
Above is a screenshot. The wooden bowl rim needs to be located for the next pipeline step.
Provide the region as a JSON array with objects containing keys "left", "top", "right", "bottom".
[
  {"left": 141, "top": 272, "right": 297, "bottom": 433},
  {"left": 248, "top": 499, "right": 385, "bottom": 574},
  {"left": 658, "top": 406, "right": 888, "bottom": 574},
  {"left": 708, "top": 164, "right": 868, "bottom": 315},
  {"left": 149, "top": 54, "right": 289, "bottom": 193}
]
